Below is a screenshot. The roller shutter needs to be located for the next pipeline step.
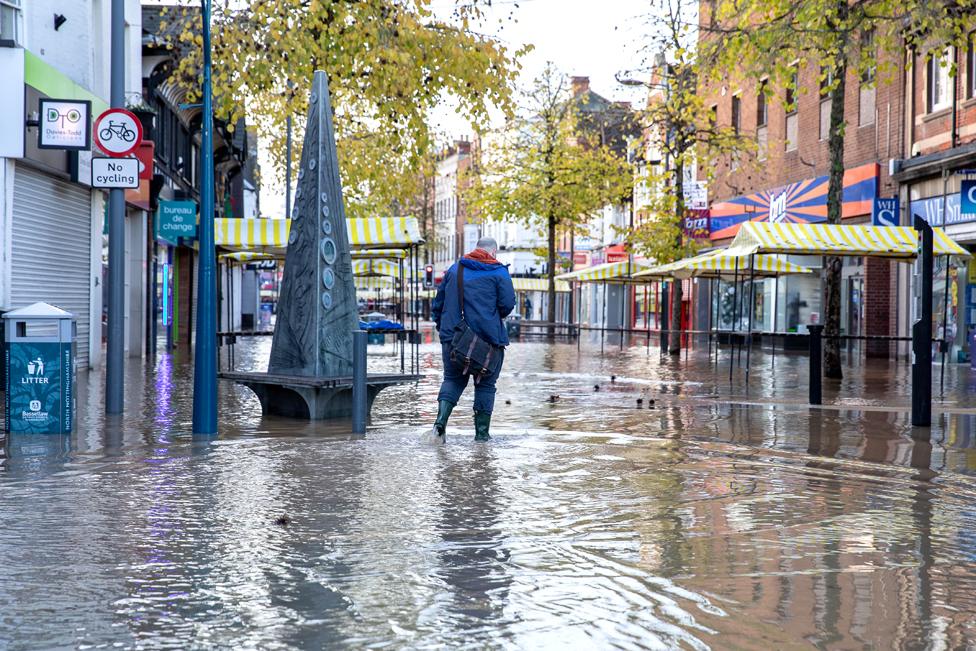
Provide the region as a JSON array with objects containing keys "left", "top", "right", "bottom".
[{"left": 11, "top": 165, "right": 93, "bottom": 369}]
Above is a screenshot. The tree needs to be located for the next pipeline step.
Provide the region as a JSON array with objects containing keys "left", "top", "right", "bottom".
[
  {"left": 159, "top": 0, "right": 524, "bottom": 218},
  {"left": 707, "top": 0, "right": 976, "bottom": 378},
  {"left": 465, "top": 64, "right": 633, "bottom": 330},
  {"left": 624, "top": 0, "right": 744, "bottom": 354}
]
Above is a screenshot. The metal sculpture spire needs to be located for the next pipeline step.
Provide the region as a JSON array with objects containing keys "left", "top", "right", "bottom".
[{"left": 269, "top": 71, "right": 358, "bottom": 377}]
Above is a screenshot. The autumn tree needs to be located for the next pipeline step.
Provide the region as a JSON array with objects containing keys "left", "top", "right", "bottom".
[
  {"left": 465, "top": 64, "right": 633, "bottom": 330},
  {"left": 159, "top": 0, "right": 524, "bottom": 218},
  {"left": 708, "top": 0, "right": 976, "bottom": 378},
  {"left": 624, "top": 0, "right": 745, "bottom": 354}
]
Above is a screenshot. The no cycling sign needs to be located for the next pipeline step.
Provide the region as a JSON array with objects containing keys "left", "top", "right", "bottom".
[{"left": 93, "top": 108, "right": 143, "bottom": 157}]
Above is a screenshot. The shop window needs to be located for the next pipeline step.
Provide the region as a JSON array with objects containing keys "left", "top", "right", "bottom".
[
  {"left": 0, "top": 0, "right": 21, "bottom": 45},
  {"left": 927, "top": 50, "right": 952, "bottom": 113}
]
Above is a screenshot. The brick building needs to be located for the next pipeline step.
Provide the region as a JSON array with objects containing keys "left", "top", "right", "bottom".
[
  {"left": 432, "top": 139, "right": 473, "bottom": 279},
  {"left": 893, "top": 42, "right": 976, "bottom": 361},
  {"left": 701, "top": 34, "right": 906, "bottom": 357}
]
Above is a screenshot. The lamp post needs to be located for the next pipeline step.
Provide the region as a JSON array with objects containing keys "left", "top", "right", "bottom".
[
  {"left": 105, "top": 0, "right": 125, "bottom": 414},
  {"left": 192, "top": 0, "right": 218, "bottom": 434}
]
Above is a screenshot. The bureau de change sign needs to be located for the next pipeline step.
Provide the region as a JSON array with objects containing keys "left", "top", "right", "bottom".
[{"left": 156, "top": 200, "right": 198, "bottom": 244}]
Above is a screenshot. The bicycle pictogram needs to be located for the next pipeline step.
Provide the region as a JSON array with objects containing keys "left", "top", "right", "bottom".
[{"left": 99, "top": 120, "right": 137, "bottom": 144}]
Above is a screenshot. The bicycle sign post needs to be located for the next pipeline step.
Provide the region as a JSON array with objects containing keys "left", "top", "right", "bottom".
[{"left": 93, "top": 108, "right": 142, "bottom": 157}]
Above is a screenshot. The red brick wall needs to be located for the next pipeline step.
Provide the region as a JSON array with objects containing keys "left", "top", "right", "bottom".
[
  {"left": 863, "top": 257, "right": 892, "bottom": 357},
  {"left": 909, "top": 47, "right": 976, "bottom": 156}
]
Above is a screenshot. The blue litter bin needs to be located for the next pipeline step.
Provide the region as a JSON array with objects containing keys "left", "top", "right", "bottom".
[{"left": 3, "top": 302, "right": 76, "bottom": 434}]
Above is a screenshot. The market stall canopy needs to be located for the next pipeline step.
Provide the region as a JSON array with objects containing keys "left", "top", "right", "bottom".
[
  {"left": 351, "top": 248, "right": 409, "bottom": 260},
  {"left": 214, "top": 217, "right": 424, "bottom": 256},
  {"left": 352, "top": 258, "right": 419, "bottom": 278},
  {"left": 355, "top": 276, "right": 396, "bottom": 290},
  {"left": 218, "top": 251, "right": 277, "bottom": 263},
  {"left": 725, "top": 222, "right": 970, "bottom": 259},
  {"left": 511, "top": 277, "right": 571, "bottom": 293},
  {"left": 636, "top": 250, "right": 814, "bottom": 279},
  {"left": 555, "top": 260, "right": 654, "bottom": 283}
]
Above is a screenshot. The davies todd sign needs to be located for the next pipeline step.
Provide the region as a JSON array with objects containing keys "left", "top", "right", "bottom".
[{"left": 38, "top": 98, "right": 92, "bottom": 151}]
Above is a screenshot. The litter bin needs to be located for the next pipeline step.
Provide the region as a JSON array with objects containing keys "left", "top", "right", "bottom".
[{"left": 3, "top": 302, "right": 76, "bottom": 434}]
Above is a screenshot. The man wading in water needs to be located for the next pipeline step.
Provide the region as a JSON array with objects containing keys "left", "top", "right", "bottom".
[{"left": 431, "top": 237, "right": 516, "bottom": 441}]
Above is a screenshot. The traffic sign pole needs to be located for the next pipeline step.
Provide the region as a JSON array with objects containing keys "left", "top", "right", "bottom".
[
  {"left": 105, "top": 0, "right": 125, "bottom": 415},
  {"left": 192, "top": 0, "right": 218, "bottom": 435}
]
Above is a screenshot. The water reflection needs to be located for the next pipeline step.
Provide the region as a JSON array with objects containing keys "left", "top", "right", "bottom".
[{"left": 0, "top": 338, "right": 974, "bottom": 648}]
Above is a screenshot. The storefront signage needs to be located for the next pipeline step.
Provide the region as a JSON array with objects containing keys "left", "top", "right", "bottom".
[
  {"left": 91, "top": 157, "right": 139, "bottom": 189},
  {"left": 684, "top": 181, "right": 708, "bottom": 210},
  {"left": 38, "top": 98, "right": 91, "bottom": 151},
  {"left": 911, "top": 194, "right": 964, "bottom": 227},
  {"left": 682, "top": 210, "right": 710, "bottom": 241},
  {"left": 872, "top": 196, "right": 900, "bottom": 227},
  {"left": 94, "top": 107, "right": 143, "bottom": 157},
  {"left": 156, "top": 200, "right": 198, "bottom": 244},
  {"left": 710, "top": 163, "right": 879, "bottom": 239},
  {"left": 961, "top": 180, "right": 976, "bottom": 217}
]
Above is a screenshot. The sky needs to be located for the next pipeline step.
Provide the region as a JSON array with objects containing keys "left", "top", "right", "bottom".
[{"left": 261, "top": 0, "right": 651, "bottom": 217}]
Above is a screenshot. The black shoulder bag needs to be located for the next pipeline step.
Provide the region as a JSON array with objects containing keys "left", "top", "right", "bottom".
[{"left": 450, "top": 263, "right": 504, "bottom": 382}]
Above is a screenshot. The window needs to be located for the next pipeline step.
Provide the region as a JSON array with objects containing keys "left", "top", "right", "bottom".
[
  {"left": 819, "top": 66, "right": 833, "bottom": 140},
  {"left": 756, "top": 79, "right": 768, "bottom": 127},
  {"left": 709, "top": 104, "right": 718, "bottom": 127},
  {"left": 860, "top": 30, "right": 876, "bottom": 84},
  {"left": 927, "top": 50, "right": 952, "bottom": 113},
  {"left": 819, "top": 66, "right": 834, "bottom": 98},
  {"left": 969, "top": 36, "right": 976, "bottom": 99},
  {"left": 0, "top": 0, "right": 21, "bottom": 44},
  {"left": 731, "top": 93, "right": 741, "bottom": 135},
  {"left": 859, "top": 29, "right": 877, "bottom": 126},
  {"left": 785, "top": 64, "right": 798, "bottom": 152}
]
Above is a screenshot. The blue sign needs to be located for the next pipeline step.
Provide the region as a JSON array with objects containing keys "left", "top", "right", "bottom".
[
  {"left": 5, "top": 341, "right": 73, "bottom": 434},
  {"left": 872, "top": 196, "right": 900, "bottom": 227},
  {"left": 911, "top": 194, "right": 964, "bottom": 226},
  {"left": 156, "top": 200, "right": 198, "bottom": 244},
  {"left": 961, "top": 180, "right": 976, "bottom": 218}
]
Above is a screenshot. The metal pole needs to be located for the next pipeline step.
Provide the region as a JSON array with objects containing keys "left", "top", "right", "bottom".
[
  {"left": 285, "top": 115, "right": 293, "bottom": 219},
  {"left": 352, "top": 330, "right": 368, "bottom": 434},
  {"left": 192, "top": 0, "right": 218, "bottom": 434},
  {"left": 808, "top": 324, "right": 824, "bottom": 405},
  {"left": 746, "top": 256, "right": 756, "bottom": 382},
  {"left": 730, "top": 257, "right": 739, "bottom": 382},
  {"left": 913, "top": 216, "right": 934, "bottom": 427},
  {"left": 105, "top": 0, "right": 126, "bottom": 414},
  {"left": 619, "top": 283, "right": 625, "bottom": 350},
  {"left": 940, "top": 258, "right": 950, "bottom": 395}
]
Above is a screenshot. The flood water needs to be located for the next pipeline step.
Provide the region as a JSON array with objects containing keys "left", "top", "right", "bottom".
[{"left": 2, "top": 333, "right": 976, "bottom": 649}]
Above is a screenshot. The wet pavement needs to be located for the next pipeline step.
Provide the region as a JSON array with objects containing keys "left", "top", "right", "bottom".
[{"left": 2, "top": 332, "right": 976, "bottom": 649}]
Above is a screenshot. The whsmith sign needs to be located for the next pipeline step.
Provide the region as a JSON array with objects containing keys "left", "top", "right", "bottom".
[{"left": 156, "top": 200, "right": 198, "bottom": 244}]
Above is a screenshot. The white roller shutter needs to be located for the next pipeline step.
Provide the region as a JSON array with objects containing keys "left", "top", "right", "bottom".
[{"left": 11, "top": 165, "right": 93, "bottom": 368}]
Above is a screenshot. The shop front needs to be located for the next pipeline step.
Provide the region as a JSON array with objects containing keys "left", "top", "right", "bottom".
[{"left": 704, "top": 163, "right": 888, "bottom": 353}]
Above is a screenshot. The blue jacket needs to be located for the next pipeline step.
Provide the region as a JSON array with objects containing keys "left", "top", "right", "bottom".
[{"left": 432, "top": 257, "right": 516, "bottom": 347}]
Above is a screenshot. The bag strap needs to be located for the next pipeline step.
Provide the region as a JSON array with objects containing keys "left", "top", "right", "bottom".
[{"left": 456, "top": 261, "right": 465, "bottom": 319}]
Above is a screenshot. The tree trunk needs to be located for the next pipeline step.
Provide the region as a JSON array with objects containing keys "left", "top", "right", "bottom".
[
  {"left": 669, "top": 279, "right": 683, "bottom": 354},
  {"left": 547, "top": 214, "right": 557, "bottom": 338},
  {"left": 824, "top": 40, "right": 849, "bottom": 380}
]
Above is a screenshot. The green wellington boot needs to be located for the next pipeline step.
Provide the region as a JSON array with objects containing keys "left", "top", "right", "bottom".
[
  {"left": 432, "top": 400, "right": 455, "bottom": 439},
  {"left": 474, "top": 411, "right": 492, "bottom": 441}
]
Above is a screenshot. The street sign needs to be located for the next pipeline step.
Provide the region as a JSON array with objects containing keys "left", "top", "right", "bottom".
[
  {"left": 156, "top": 199, "right": 198, "bottom": 244},
  {"left": 961, "top": 180, "right": 976, "bottom": 217},
  {"left": 684, "top": 181, "right": 708, "bottom": 210},
  {"left": 91, "top": 157, "right": 139, "bottom": 189},
  {"left": 38, "top": 98, "right": 91, "bottom": 150},
  {"left": 872, "top": 196, "right": 900, "bottom": 227},
  {"left": 93, "top": 108, "right": 142, "bottom": 157}
]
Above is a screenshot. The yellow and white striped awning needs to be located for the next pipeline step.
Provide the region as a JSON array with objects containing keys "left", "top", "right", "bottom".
[
  {"left": 214, "top": 217, "right": 424, "bottom": 254},
  {"left": 726, "top": 222, "right": 970, "bottom": 259},
  {"left": 351, "top": 248, "right": 409, "bottom": 260},
  {"left": 218, "top": 251, "right": 278, "bottom": 263},
  {"left": 355, "top": 276, "right": 396, "bottom": 290},
  {"left": 511, "top": 277, "right": 571, "bottom": 293},
  {"left": 636, "top": 250, "right": 814, "bottom": 279},
  {"left": 352, "top": 258, "right": 419, "bottom": 278},
  {"left": 555, "top": 260, "right": 653, "bottom": 283}
]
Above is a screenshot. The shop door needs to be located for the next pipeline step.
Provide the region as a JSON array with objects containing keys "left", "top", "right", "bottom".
[
  {"left": 844, "top": 276, "right": 863, "bottom": 356},
  {"left": 11, "top": 165, "right": 93, "bottom": 369}
]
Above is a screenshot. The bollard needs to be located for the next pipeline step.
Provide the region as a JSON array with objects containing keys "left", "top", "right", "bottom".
[
  {"left": 352, "top": 330, "right": 367, "bottom": 434},
  {"left": 808, "top": 324, "right": 824, "bottom": 406},
  {"left": 912, "top": 215, "right": 934, "bottom": 427}
]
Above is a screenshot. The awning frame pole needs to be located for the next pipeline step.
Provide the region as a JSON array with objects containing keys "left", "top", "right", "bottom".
[{"left": 730, "top": 256, "right": 739, "bottom": 382}]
